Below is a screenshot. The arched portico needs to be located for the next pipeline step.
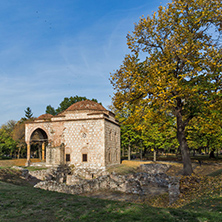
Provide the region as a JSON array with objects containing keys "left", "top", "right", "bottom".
[{"left": 26, "top": 127, "right": 49, "bottom": 166}]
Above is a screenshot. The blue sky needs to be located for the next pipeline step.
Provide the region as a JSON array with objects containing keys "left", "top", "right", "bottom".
[{"left": 0, "top": 0, "right": 169, "bottom": 125}]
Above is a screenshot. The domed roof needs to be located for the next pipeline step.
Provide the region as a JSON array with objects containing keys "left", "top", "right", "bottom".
[
  {"left": 37, "top": 114, "right": 53, "bottom": 120},
  {"left": 65, "top": 100, "right": 107, "bottom": 112}
]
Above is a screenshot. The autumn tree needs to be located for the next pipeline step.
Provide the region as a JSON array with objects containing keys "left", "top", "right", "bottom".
[
  {"left": 111, "top": 0, "right": 222, "bottom": 175},
  {"left": 12, "top": 120, "right": 27, "bottom": 158},
  {"left": 46, "top": 95, "right": 99, "bottom": 115}
]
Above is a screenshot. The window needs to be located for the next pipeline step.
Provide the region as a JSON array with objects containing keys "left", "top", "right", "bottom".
[
  {"left": 82, "top": 154, "right": 87, "bottom": 162},
  {"left": 66, "top": 154, "right": 70, "bottom": 162},
  {"left": 109, "top": 130, "right": 112, "bottom": 141}
]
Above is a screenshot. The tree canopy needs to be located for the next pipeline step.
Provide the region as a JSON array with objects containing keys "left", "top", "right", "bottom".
[
  {"left": 0, "top": 120, "right": 17, "bottom": 158},
  {"left": 111, "top": 0, "right": 222, "bottom": 175}
]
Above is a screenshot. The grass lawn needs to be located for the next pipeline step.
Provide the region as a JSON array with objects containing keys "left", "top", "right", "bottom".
[
  {"left": 1, "top": 158, "right": 222, "bottom": 221},
  {"left": 0, "top": 180, "right": 222, "bottom": 222}
]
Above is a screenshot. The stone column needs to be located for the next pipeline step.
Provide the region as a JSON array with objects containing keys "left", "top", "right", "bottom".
[
  {"left": 25, "top": 142, "right": 31, "bottom": 166},
  {"left": 42, "top": 142, "right": 45, "bottom": 161}
]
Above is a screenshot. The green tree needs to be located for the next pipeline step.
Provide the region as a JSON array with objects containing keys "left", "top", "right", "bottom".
[
  {"left": 187, "top": 112, "right": 222, "bottom": 157},
  {"left": 0, "top": 120, "right": 17, "bottom": 157},
  {"left": 24, "top": 107, "right": 33, "bottom": 119},
  {"left": 45, "top": 105, "right": 56, "bottom": 116},
  {"left": 45, "top": 95, "right": 100, "bottom": 115},
  {"left": 111, "top": 0, "right": 222, "bottom": 175}
]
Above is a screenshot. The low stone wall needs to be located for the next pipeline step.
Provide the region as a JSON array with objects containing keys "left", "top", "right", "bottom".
[
  {"left": 29, "top": 170, "right": 48, "bottom": 181},
  {"left": 71, "top": 167, "right": 108, "bottom": 179},
  {"left": 15, "top": 163, "right": 180, "bottom": 204},
  {"left": 29, "top": 165, "right": 71, "bottom": 182},
  {"left": 35, "top": 172, "right": 180, "bottom": 203},
  {"left": 138, "top": 163, "right": 171, "bottom": 174}
]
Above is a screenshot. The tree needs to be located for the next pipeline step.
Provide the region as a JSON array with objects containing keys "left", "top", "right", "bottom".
[
  {"left": 45, "top": 95, "right": 100, "bottom": 115},
  {"left": 12, "top": 120, "right": 26, "bottom": 158},
  {"left": 187, "top": 111, "right": 222, "bottom": 157},
  {"left": 45, "top": 105, "right": 56, "bottom": 116},
  {"left": 111, "top": 0, "right": 222, "bottom": 175},
  {"left": 24, "top": 107, "right": 33, "bottom": 119},
  {"left": 139, "top": 110, "right": 179, "bottom": 161},
  {"left": 0, "top": 120, "right": 17, "bottom": 157}
]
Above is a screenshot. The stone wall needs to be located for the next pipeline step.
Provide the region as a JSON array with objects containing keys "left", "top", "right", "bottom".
[
  {"left": 34, "top": 172, "right": 180, "bottom": 204},
  {"left": 138, "top": 163, "right": 171, "bottom": 174},
  {"left": 46, "top": 145, "right": 65, "bottom": 166},
  {"left": 33, "top": 164, "right": 180, "bottom": 204},
  {"left": 64, "top": 118, "right": 105, "bottom": 169},
  {"left": 104, "top": 120, "right": 121, "bottom": 167},
  {"left": 29, "top": 165, "right": 71, "bottom": 182}
]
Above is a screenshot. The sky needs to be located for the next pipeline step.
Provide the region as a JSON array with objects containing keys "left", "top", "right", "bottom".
[{"left": 0, "top": 0, "right": 169, "bottom": 126}]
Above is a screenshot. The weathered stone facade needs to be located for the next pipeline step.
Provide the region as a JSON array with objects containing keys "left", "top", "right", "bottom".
[
  {"left": 25, "top": 100, "right": 120, "bottom": 169},
  {"left": 31, "top": 164, "right": 180, "bottom": 205}
]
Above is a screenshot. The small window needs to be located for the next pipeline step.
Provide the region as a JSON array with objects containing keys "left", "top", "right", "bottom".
[
  {"left": 82, "top": 154, "right": 87, "bottom": 162},
  {"left": 108, "top": 152, "right": 111, "bottom": 162},
  {"left": 66, "top": 154, "right": 70, "bottom": 162},
  {"left": 109, "top": 130, "right": 112, "bottom": 141}
]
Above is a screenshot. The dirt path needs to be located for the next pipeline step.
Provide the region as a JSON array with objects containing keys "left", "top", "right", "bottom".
[{"left": 0, "top": 158, "right": 41, "bottom": 167}]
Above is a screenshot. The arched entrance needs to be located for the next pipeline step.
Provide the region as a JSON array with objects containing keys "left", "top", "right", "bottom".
[{"left": 26, "top": 128, "right": 48, "bottom": 166}]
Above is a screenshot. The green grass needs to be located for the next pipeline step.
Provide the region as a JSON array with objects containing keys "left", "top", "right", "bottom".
[
  {"left": 24, "top": 166, "right": 48, "bottom": 171},
  {"left": 0, "top": 181, "right": 222, "bottom": 222}
]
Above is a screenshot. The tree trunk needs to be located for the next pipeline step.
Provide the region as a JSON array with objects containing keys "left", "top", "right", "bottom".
[
  {"left": 140, "top": 148, "right": 143, "bottom": 161},
  {"left": 18, "top": 146, "right": 21, "bottom": 159},
  {"left": 153, "top": 149, "right": 156, "bottom": 162},
  {"left": 193, "top": 149, "right": 195, "bottom": 156},
  {"left": 122, "top": 147, "right": 124, "bottom": 158},
  {"left": 176, "top": 98, "right": 193, "bottom": 175},
  {"left": 143, "top": 147, "right": 147, "bottom": 157},
  {"left": 140, "top": 140, "right": 143, "bottom": 161},
  {"left": 128, "top": 141, "right": 131, "bottom": 160}
]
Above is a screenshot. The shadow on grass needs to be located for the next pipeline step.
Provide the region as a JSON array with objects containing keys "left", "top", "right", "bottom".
[{"left": 1, "top": 181, "right": 222, "bottom": 222}]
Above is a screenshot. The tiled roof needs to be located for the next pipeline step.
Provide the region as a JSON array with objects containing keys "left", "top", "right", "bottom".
[
  {"left": 37, "top": 114, "right": 53, "bottom": 120},
  {"left": 65, "top": 100, "right": 107, "bottom": 112}
]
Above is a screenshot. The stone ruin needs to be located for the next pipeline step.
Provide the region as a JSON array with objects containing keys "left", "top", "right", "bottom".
[{"left": 16, "top": 163, "right": 180, "bottom": 205}]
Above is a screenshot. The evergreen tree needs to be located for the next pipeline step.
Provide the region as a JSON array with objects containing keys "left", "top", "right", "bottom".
[{"left": 24, "top": 107, "right": 33, "bottom": 119}]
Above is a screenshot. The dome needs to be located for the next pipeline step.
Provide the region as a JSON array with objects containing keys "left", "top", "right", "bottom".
[
  {"left": 65, "top": 100, "right": 107, "bottom": 112},
  {"left": 37, "top": 114, "right": 53, "bottom": 120}
]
